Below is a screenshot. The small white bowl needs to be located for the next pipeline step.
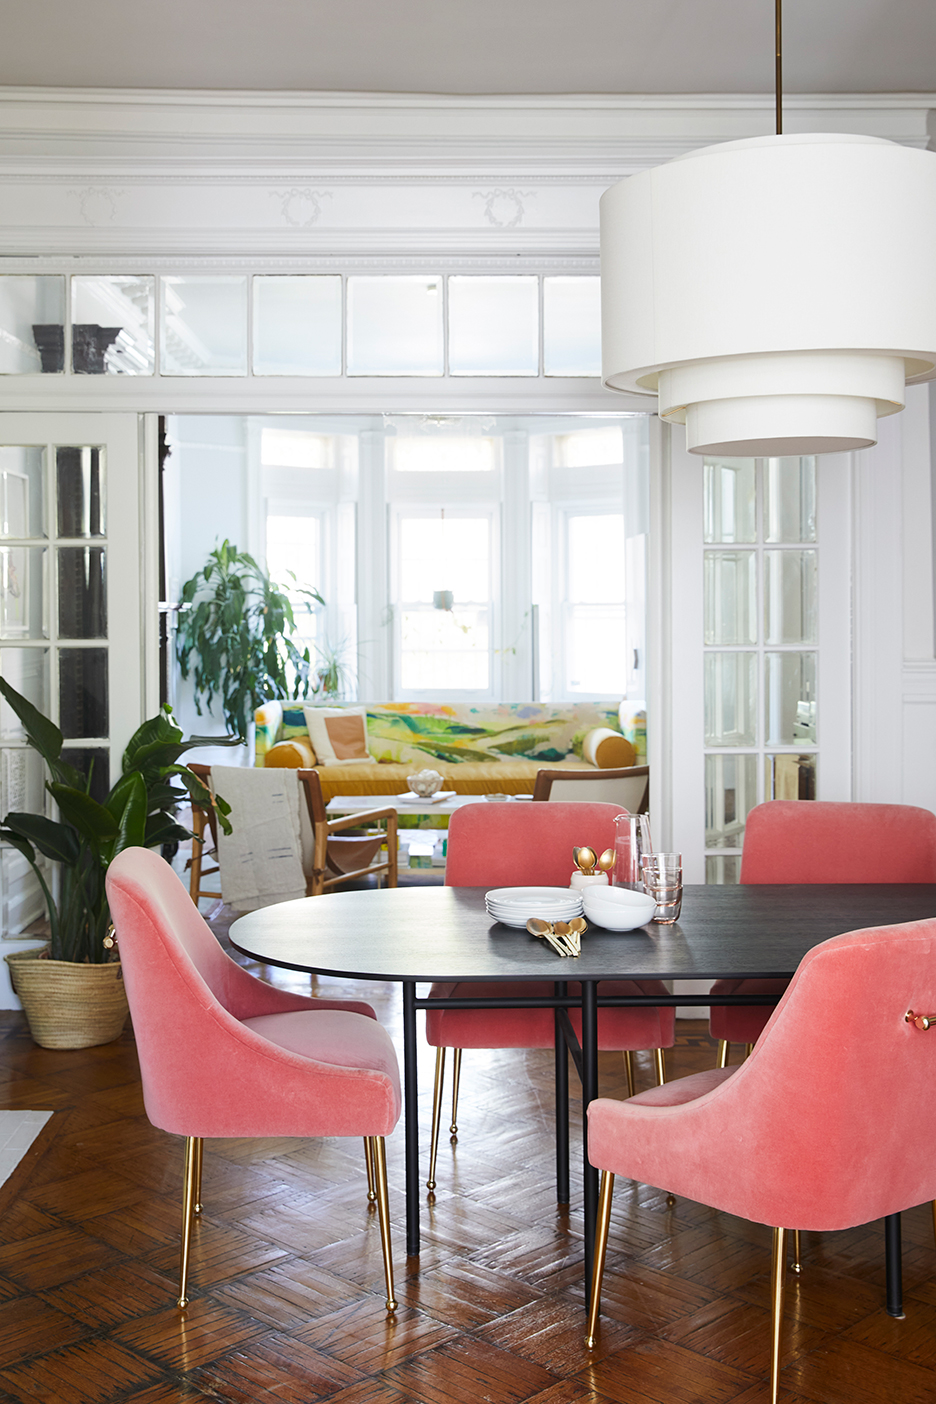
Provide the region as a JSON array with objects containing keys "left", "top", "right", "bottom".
[{"left": 582, "top": 887, "right": 656, "bottom": 931}]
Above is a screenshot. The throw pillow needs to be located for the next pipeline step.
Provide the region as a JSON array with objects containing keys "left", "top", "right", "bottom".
[
  {"left": 581, "top": 727, "right": 637, "bottom": 769},
  {"left": 303, "top": 706, "right": 371, "bottom": 766},
  {"left": 263, "top": 737, "right": 317, "bottom": 769}
]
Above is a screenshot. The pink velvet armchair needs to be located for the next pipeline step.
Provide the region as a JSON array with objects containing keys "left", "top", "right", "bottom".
[
  {"left": 425, "top": 800, "right": 675, "bottom": 1194},
  {"left": 586, "top": 916, "right": 936, "bottom": 1403},
  {"left": 710, "top": 800, "right": 936, "bottom": 1063},
  {"left": 105, "top": 847, "right": 401, "bottom": 1311}
]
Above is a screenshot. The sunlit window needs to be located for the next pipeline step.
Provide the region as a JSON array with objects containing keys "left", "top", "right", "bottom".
[
  {"left": 564, "top": 514, "right": 627, "bottom": 696},
  {"left": 261, "top": 428, "right": 333, "bottom": 470},
  {"left": 396, "top": 513, "right": 492, "bottom": 693},
  {"left": 555, "top": 427, "right": 624, "bottom": 468},
  {"left": 388, "top": 437, "right": 496, "bottom": 474}
]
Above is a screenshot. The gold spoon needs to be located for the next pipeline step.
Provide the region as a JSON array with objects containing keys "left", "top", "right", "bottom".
[
  {"left": 575, "top": 845, "right": 597, "bottom": 875},
  {"left": 526, "top": 917, "right": 570, "bottom": 957},
  {"left": 596, "top": 848, "right": 615, "bottom": 876}
]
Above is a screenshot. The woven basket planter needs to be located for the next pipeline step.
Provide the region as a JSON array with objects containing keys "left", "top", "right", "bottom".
[{"left": 5, "top": 947, "right": 129, "bottom": 1050}]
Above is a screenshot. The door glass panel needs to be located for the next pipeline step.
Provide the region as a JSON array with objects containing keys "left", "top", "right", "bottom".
[
  {"left": 448, "top": 276, "right": 538, "bottom": 376},
  {"left": 765, "top": 652, "right": 817, "bottom": 745},
  {"left": 253, "top": 275, "right": 342, "bottom": 375},
  {"left": 58, "top": 547, "right": 107, "bottom": 639},
  {"left": 71, "top": 276, "right": 155, "bottom": 375},
  {"left": 60, "top": 747, "right": 110, "bottom": 805},
  {"left": 0, "top": 649, "right": 49, "bottom": 739},
  {"left": 347, "top": 276, "right": 442, "bottom": 376},
  {"left": 0, "top": 448, "right": 45, "bottom": 537},
  {"left": 543, "top": 277, "right": 601, "bottom": 377},
  {"left": 765, "top": 752, "right": 817, "bottom": 801},
  {"left": 705, "top": 753, "right": 757, "bottom": 848},
  {"left": 0, "top": 547, "right": 47, "bottom": 638},
  {"left": 160, "top": 276, "right": 248, "bottom": 376},
  {"left": 703, "top": 550, "right": 756, "bottom": 645},
  {"left": 704, "top": 652, "right": 757, "bottom": 746},
  {"left": 706, "top": 854, "right": 742, "bottom": 884},
  {"left": 0, "top": 747, "right": 46, "bottom": 819},
  {"left": 764, "top": 456, "right": 817, "bottom": 543},
  {"left": 764, "top": 549, "right": 817, "bottom": 644},
  {"left": 56, "top": 447, "right": 105, "bottom": 537},
  {"left": 703, "top": 459, "right": 756, "bottom": 543},
  {"left": 59, "top": 649, "right": 108, "bottom": 738},
  {"left": 0, "top": 276, "right": 65, "bottom": 374}
]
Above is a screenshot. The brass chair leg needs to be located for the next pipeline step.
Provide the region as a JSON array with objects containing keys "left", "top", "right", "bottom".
[
  {"left": 623, "top": 1050, "right": 635, "bottom": 1099},
  {"left": 370, "top": 1136, "right": 397, "bottom": 1312},
  {"left": 653, "top": 1048, "right": 666, "bottom": 1086},
  {"left": 744, "top": 1043, "right": 754, "bottom": 1059},
  {"left": 716, "top": 1039, "right": 730, "bottom": 1069},
  {"left": 364, "top": 1136, "right": 377, "bottom": 1204},
  {"left": 427, "top": 1047, "right": 446, "bottom": 1194},
  {"left": 449, "top": 1047, "right": 462, "bottom": 1138},
  {"left": 193, "top": 1135, "right": 204, "bottom": 1216},
  {"left": 584, "top": 1170, "right": 615, "bottom": 1348},
  {"left": 791, "top": 1228, "right": 802, "bottom": 1274},
  {"left": 770, "top": 1227, "right": 787, "bottom": 1404},
  {"left": 932, "top": 1200, "right": 936, "bottom": 1249},
  {"left": 177, "top": 1135, "right": 201, "bottom": 1308}
]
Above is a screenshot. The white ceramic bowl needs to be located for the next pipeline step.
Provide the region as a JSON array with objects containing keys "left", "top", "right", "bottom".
[{"left": 582, "top": 887, "right": 656, "bottom": 931}]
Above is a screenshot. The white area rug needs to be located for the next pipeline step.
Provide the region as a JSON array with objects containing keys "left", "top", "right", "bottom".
[{"left": 0, "top": 1110, "right": 53, "bottom": 1187}]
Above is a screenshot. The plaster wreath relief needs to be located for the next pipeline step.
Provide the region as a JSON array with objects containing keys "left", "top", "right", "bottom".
[
  {"left": 68, "top": 188, "right": 124, "bottom": 226},
  {"left": 270, "top": 188, "right": 332, "bottom": 228},
  {"left": 473, "top": 188, "right": 536, "bottom": 228}
]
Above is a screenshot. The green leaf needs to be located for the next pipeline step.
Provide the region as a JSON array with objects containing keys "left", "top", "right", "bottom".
[
  {"left": 0, "top": 678, "right": 63, "bottom": 770},
  {"left": 48, "top": 785, "right": 120, "bottom": 844},
  {"left": 2, "top": 812, "right": 81, "bottom": 865},
  {"left": 109, "top": 772, "right": 148, "bottom": 856}
]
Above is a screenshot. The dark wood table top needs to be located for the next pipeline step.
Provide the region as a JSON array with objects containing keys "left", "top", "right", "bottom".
[{"left": 229, "top": 883, "right": 936, "bottom": 983}]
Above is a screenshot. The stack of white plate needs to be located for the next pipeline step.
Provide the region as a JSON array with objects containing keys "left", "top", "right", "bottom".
[{"left": 485, "top": 886, "right": 584, "bottom": 929}]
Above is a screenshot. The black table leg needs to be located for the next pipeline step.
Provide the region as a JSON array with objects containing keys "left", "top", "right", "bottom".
[
  {"left": 402, "top": 980, "right": 419, "bottom": 1257},
  {"left": 581, "top": 979, "right": 599, "bottom": 1294},
  {"left": 885, "top": 1212, "right": 904, "bottom": 1318},
  {"left": 554, "top": 981, "right": 569, "bottom": 1206}
]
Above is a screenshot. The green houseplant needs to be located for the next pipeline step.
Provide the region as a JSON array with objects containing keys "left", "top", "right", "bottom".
[
  {"left": 177, "top": 539, "right": 324, "bottom": 744},
  {"left": 0, "top": 678, "right": 232, "bottom": 1048}
]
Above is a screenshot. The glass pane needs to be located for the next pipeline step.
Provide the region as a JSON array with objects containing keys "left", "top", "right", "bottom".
[
  {"left": 704, "top": 652, "right": 757, "bottom": 746},
  {"left": 765, "top": 753, "right": 816, "bottom": 801},
  {"left": 0, "top": 649, "right": 49, "bottom": 740},
  {"left": 765, "top": 652, "right": 816, "bottom": 745},
  {"left": 253, "top": 276, "right": 342, "bottom": 376},
  {"left": 0, "top": 276, "right": 65, "bottom": 374},
  {"left": 543, "top": 277, "right": 601, "bottom": 376},
  {"left": 56, "top": 447, "right": 105, "bottom": 538},
  {"left": 0, "top": 547, "right": 47, "bottom": 638},
  {"left": 703, "top": 459, "right": 756, "bottom": 543},
  {"left": 160, "top": 276, "right": 248, "bottom": 376},
  {"left": 554, "top": 427, "right": 622, "bottom": 469},
  {"left": 705, "top": 753, "right": 757, "bottom": 848},
  {"left": 389, "top": 437, "right": 496, "bottom": 473},
  {"left": 0, "top": 747, "right": 46, "bottom": 821},
  {"left": 399, "top": 517, "right": 489, "bottom": 603},
  {"left": 705, "top": 854, "right": 742, "bottom": 884},
  {"left": 704, "top": 551, "right": 756, "bottom": 645},
  {"left": 59, "top": 648, "right": 108, "bottom": 738},
  {"left": 0, "top": 448, "right": 45, "bottom": 537},
  {"left": 568, "top": 517, "right": 625, "bottom": 602},
  {"left": 60, "top": 747, "right": 110, "bottom": 805},
  {"left": 0, "top": 844, "right": 46, "bottom": 936},
  {"left": 71, "top": 276, "right": 155, "bottom": 375},
  {"left": 401, "top": 608, "right": 489, "bottom": 690},
  {"left": 260, "top": 427, "right": 333, "bottom": 470},
  {"left": 448, "top": 276, "right": 538, "bottom": 376},
  {"left": 764, "top": 550, "right": 817, "bottom": 644},
  {"left": 58, "top": 548, "right": 106, "bottom": 639},
  {"left": 347, "top": 277, "right": 442, "bottom": 376},
  {"left": 765, "top": 456, "right": 816, "bottom": 543},
  {"left": 566, "top": 606, "right": 626, "bottom": 694}
]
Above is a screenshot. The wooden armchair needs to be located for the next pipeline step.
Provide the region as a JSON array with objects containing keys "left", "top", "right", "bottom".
[
  {"left": 532, "top": 765, "right": 649, "bottom": 813},
  {"left": 187, "top": 763, "right": 397, "bottom": 905}
]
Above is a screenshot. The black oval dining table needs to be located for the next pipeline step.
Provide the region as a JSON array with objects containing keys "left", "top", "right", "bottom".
[{"left": 231, "top": 881, "right": 936, "bottom": 1307}]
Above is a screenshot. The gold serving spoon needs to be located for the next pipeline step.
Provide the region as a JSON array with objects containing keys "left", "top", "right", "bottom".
[
  {"left": 596, "top": 848, "right": 615, "bottom": 878},
  {"left": 574, "top": 845, "right": 597, "bottom": 875}
]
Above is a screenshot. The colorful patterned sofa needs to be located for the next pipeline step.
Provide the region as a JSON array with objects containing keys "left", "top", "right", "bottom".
[{"left": 254, "top": 700, "right": 645, "bottom": 804}]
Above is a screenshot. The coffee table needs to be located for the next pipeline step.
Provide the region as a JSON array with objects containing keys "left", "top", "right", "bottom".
[{"left": 231, "top": 882, "right": 936, "bottom": 1305}]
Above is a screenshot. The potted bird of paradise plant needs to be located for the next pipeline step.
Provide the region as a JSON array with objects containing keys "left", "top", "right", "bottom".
[{"left": 0, "top": 678, "right": 232, "bottom": 1049}]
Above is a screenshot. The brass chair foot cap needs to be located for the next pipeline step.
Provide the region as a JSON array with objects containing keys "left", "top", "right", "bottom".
[
  {"left": 367, "top": 1190, "right": 378, "bottom": 1202},
  {"left": 665, "top": 1194, "right": 676, "bottom": 1207},
  {"left": 194, "top": 1205, "right": 203, "bottom": 1216},
  {"left": 449, "top": 1125, "right": 458, "bottom": 1136},
  {"left": 791, "top": 1263, "right": 802, "bottom": 1275},
  {"left": 386, "top": 1298, "right": 398, "bottom": 1312},
  {"left": 176, "top": 1297, "right": 189, "bottom": 1309},
  {"left": 584, "top": 1335, "right": 596, "bottom": 1349},
  {"left": 426, "top": 1179, "right": 436, "bottom": 1191}
]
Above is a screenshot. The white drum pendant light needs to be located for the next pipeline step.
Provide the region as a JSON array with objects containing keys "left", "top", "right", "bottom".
[
  {"left": 600, "top": 3, "right": 936, "bottom": 456},
  {"left": 600, "top": 133, "right": 936, "bottom": 456}
]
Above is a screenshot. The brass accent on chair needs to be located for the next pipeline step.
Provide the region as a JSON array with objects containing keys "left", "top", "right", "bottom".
[
  {"left": 177, "top": 1135, "right": 201, "bottom": 1308},
  {"left": 716, "top": 1039, "right": 730, "bottom": 1069},
  {"left": 426, "top": 1048, "right": 446, "bottom": 1195},
  {"left": 905, "top": 1009, "right": 936, "bottom": 1030},
  {"left": 623, "top": 1050, "right": 635, "bottom": 1099},
  {"left": 449, "top": 1047, "right": 462, "bottom": 1137},
  {"left": 770, "top": 1227, "right": 788, "bottom": 1404},
  {"left": 193, "top": 1136, "right": 204, "bottom": 1217},
  {"left": 364, "top": 1137, "right": 378, "bottom": 1204},
  {"left": 791, "top": 1229, "right": 801, "bottom": 1274},
  {"left": 369, "top": 1136, "right": 397, "bottom": 1311},
  {"left": 584, "top": 1168, "right": 616, "bottom": 1349}
]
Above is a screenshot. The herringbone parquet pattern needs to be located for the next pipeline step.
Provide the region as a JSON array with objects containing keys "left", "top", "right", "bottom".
[{"left": 1, "top": 905, "right": 935, "bottom": 1403}]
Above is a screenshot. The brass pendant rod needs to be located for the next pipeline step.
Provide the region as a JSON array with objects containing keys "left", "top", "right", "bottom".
[{"left": 775, "top": 0, "right": 783, "bottom": 135}]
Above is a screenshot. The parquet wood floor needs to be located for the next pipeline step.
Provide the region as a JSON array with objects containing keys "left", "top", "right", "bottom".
[{"left": 1, "top": 901, "right": 934, "bottom": 1402}]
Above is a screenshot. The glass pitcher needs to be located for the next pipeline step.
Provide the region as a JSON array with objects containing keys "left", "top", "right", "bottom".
[{"left": 612, "top": 812, "right": 653, "bottom": 889}]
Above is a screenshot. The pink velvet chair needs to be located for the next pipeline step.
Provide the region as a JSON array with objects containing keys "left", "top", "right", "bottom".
[
  {"left": 710, "top": 801, "right": 936, "bottom": 1065},
  {"left": 425, "top": 800, "right": 675, "bottom": 1193},
  {"left": 105, "top": 847, "right": 401, "bottom": 1311},
  {"left": 586, "top": 917, "right": 936, "bottom": 1403}
]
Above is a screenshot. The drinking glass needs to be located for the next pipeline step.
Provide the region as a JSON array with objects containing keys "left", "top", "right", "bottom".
[{"left": 641, "top": 852, "right": 682, "bottom": 923}]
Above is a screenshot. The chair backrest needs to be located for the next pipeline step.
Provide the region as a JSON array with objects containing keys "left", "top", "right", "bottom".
[
  {"left": 532, "top": 766, "right": 649, "bottom": 813},
  {"left": 444, "top": 800, "right": 625, "bottom": 887},
  {"left": 739, "top": 800, "right": 936, "bottom": 884}
]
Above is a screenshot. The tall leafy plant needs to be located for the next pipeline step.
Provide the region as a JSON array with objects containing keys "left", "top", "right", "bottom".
[
  {"left": 177, "top": 539, "right": 324, "bottom": 744},
  {"left": 0, "top": 679, "right": 232, "bottom": 964}
]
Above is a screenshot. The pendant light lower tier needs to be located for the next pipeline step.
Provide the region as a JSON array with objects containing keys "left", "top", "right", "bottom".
[{"left": 600, "top": 133, "right": 936, "bottom": 456}]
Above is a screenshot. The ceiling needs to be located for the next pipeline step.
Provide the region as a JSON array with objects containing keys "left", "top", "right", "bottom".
[{"left": 2, "top": 0, "right": 934, "bottom": 95}]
